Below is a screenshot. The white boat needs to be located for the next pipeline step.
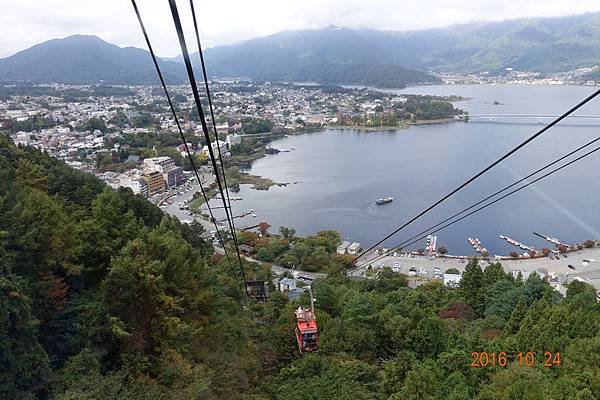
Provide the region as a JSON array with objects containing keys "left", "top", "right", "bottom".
[{"left": 376, "top": 197, "right": 394, "bottom": 205}]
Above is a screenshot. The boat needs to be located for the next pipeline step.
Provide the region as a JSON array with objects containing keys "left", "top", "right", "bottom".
[{"left": 376, "top": 197, "right": 394, "bottom": 205}]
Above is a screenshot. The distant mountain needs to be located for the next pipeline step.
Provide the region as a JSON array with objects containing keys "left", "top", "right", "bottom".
[
  {"left": 356, "top": 12, "right": 600, "bottom": 73},
  {"left": 0, "top": 35, "right": 185, "bottom": 85},
  {"left": 5, "top": 11, "right": 600, "bottom": 86},
  {"left": 199, "top": 12, "right": 600, "bottom": 79},
  {"left": 201, "top": 27, "right": 439, "bottom": 88}
]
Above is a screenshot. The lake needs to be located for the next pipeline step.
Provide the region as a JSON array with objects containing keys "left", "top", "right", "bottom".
[{"left": 214, "top": 84, "right": 600, "bottom": 256}]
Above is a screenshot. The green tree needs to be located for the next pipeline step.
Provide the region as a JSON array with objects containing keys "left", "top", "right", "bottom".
[
  {"left": 409, "top": 317, "right": 447, "bottom": 358},
  {"left": 0, "top": 274, "right": 49, "bottom": 399},
  {"left": 279, "top": 226, "right": 296, "bottom": 240},
  {"left": 482, "top": 262, "right": 506, "bottom": 287},
  {"left": 566, "top": 280, "right": 597, "bottom": 304},
  {"left": 459, "top": 259, "right": 485, "bottom": 316},
  {"left": 82, "top": 117, "right": 107, "bottom": 133},
  {"left": 393, "top": 360, "right": 443, "bottom": 400},
  {"left": 504, "top": 296, "right": 528, "bottom": 334}
]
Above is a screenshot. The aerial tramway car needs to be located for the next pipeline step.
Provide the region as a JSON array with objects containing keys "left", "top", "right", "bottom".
[
  {"left": 294, "top": 288, "right": 318, "bottom": 354},
  {"left": 245, "top": 280, "right": 268, "bottom": 302}
]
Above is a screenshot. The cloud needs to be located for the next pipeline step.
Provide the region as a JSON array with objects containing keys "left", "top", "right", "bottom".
[{"left": 1, "top": 0, "right": 600, "bottom": 58}]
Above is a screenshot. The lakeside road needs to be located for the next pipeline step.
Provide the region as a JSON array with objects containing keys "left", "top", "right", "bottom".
[
  {"left": 160, "top": 174, "right": 227, "bottom": 234},
  {"left": 352, "top": 247, "right": 600, "bottom": 289},
  {"left": 270, "top": 264, "right": 327, "bottom": 281}
]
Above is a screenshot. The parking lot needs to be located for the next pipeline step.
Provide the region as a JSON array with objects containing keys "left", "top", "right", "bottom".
[{"left": 352, "top": 247, "right": 600, "bottom": 290}]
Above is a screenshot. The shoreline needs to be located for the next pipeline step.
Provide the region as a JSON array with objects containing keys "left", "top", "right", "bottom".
[
  {"left": 229, "top": 118, "right": 460, "bottom": 176},
  {"left": 325, "top": 118, "right": 460, "bottom": 132}
]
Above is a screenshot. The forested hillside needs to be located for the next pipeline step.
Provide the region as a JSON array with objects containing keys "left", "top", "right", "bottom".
[
  {"left": 204, "top": 12, "right": 600, "bottom": 75},
  {"left": 1, "top": 134, "right": 600, "bottom": 399},
  {"left": 0, "top": 35, "right": 187, "bottom": 85}
]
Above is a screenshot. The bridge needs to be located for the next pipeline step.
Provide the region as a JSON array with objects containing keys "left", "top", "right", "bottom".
[{"left": 459, "top": 113, "right": 600, "bottom": 119}]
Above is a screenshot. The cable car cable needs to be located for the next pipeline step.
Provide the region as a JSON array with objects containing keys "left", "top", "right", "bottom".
[
  {"left": 357, "top": 143, "right": 600, "bottom": 271},
  {"left": 131, "top": 0, "right": 238, "bottom": 274},
  {"left": 189, "top": 0, "right": 235, "bottom": 227},
  {"left": 351, "top": 135, "right": 600, "bottom": 270},
  {"left": 167, "top": 0, "right": 247, "bottom": 284},
  {"left": 314, "top": 87, "right": 600, "bottom": 286},
  {"left": 188, "top": 0, "right": 251, "bottom": 290}
]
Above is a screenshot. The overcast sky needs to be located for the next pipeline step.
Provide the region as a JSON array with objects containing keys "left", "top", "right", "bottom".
[{"left": 2, "top": 0, "right": 600, "bottom": 58}]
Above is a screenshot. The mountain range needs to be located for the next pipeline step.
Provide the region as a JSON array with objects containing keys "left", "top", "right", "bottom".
[
  {"left": 2, "top": 12, "right": 600, "bottom": 87},
  {"left": 0, "top": 35, "right": 185, "bottom": 85}
]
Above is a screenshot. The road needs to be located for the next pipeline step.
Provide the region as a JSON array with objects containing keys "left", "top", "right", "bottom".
[
  {"left": 159, "top": 173, "right": 228, "bottom": 234},
  {"left": 160, "top": 184, "right": 324, "bottom": 282}
]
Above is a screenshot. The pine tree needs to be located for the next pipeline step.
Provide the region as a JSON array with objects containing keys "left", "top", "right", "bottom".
[
  {"left": 482, "top": 262, "right": 506, "bottom": 287},
  {"left": 459, "top": 259, "right": 485, "bottom": 316},
  {"left": 505, "top": 296, "right": 527, "bottom": 334}
]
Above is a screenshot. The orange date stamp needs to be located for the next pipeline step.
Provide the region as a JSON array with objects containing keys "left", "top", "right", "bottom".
[{"left": 470, "top": 351, "right": 561, "bottom": 367}]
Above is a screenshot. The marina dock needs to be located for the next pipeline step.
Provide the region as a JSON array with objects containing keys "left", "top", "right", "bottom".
[
  {"left": 533, "top": 231, "right": 568, "bottom": 248},
  {"left": 425, "top": 235, "right": 437, "bottom": 255},
  {"left": 219, "top": 210, "right": 255, "bottom": 222},
  {"left": 468, "top": 237, "right": 488, "bottom": 255},
  {"left": 500, "top": 235, "right": 535, "bottom": 252}
]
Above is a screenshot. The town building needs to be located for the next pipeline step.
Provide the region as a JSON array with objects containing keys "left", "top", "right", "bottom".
[
  {"left": 143, "top": 171, "right": 164, "bottom": 195},
  {"left": 202, "top": 140, "right": 229, "bottom": 157},
  {"left": 239, "top": 244, "right": 255, "bottom": 255},
  {"left": 226, "top": 134, "right": 241, "bottom": 147},
  {"left": 337, "top": 241, "right": 350, "bottom": 254},
  {"left": 444, "top": 273, "right": 462, "bottom": 288},
  {"left": 347, "top": 242, "right": 361, "bottom": 255},
  {"left": 278, "top": 277, "right": 297, "bottom": 292},
  {"left": 143, "top": 156, "right": 183, "bottom": 189}
]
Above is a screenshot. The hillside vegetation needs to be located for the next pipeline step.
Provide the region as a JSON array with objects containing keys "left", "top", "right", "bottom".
[{"left": 1, "top": 134, "right": 599, "bottom": 399}]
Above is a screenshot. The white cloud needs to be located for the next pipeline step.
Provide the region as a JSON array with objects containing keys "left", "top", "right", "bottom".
[{"left": 1, "top": 0, "right": 600, "bottom": 58}]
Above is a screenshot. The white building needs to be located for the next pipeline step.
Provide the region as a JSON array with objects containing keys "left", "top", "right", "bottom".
[
  {"left": 337, "top": 241, "right": 350, "bottom": 254},
  {"left": 202, "top": 140, "right": 228, "bottom": 157},
  {"left": 347, "top": 242, "right": 361, "bottom": 255},
  {"left": 278, "top": 277, "right": 297, "bottom": 292},
  {"left": 118, "top": 175, "right": 143, "bottom": 195},
  {"left": 444, "top": 273, "right": 462, "bottom": 288},
  {"left": 226, "top": 134, "right": 241, "bottom": 147}
]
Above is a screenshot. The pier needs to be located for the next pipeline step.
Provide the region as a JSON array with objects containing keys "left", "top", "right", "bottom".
[
  {"left": 214, "top": 196, "right": 243, "bottom": 201},
  {"left": 500, "top": 235, "right": 535, "bottom": 252},
  {"left": 533, "top": 231, "right": 568, "bottom": 248},
  {"left": 242, "top": 220, "right": 270, "bottom": 232},
  {"left": 468, "top": 237, "right": 488, "bottom": 255},
  {"left": 425, "top": 235, "right": 437, "bottom": 255},
  {"left": 219, "top": 210, "right": 255, "bottom": 222}
]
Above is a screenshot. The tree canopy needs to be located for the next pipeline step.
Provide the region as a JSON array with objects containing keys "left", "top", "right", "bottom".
[{"left": 1, "top": 134, "right": 599, "bottom": 399}]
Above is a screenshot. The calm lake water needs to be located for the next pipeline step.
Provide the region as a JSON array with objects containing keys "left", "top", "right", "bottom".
[{"left": 217, "top": 84, "right": 600, "bottom": 256}]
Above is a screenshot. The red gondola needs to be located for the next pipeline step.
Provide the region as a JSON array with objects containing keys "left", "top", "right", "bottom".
[{"left": 295, "top": 289, "right": 318, "bottom": 354}]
